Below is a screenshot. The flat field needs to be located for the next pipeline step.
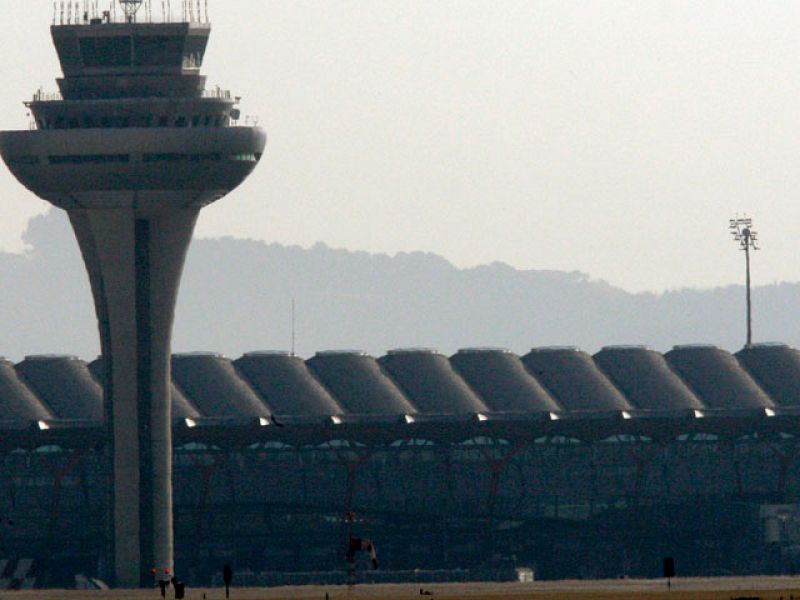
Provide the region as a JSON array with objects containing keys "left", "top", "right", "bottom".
[{"left": 7, "top": 578, "right": 800, "bottom": 600}]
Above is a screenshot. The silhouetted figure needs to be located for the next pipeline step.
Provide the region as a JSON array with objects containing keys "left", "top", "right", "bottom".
[
  {"left": 171, "top": 576, "right": 185, "bottom": 599},
  {"left": 158, "top": 569, "right": 171, "bottom": 598},
  {"left": 346, "top": 536, "right": 379, "bottom": 569},
  {"left": 223, "top": 564, "right": 233, "bottom": 599},
  {"left": 662, "top": 557, "right": 675, "bottom": 591}
]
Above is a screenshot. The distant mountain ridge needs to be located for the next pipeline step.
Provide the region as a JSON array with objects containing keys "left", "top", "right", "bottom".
[{"left": 1, "top": 210, "right": 799, "bottom": 361}]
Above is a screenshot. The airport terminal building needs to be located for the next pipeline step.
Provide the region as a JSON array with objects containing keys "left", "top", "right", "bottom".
[
  {"left": 3, "top": 0, "right": 794, "bottom": 590},
  {"left": 2, "top": 343, "right": 800, "bottom": 587}
]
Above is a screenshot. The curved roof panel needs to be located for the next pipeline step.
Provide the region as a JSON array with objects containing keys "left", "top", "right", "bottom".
[
  {"left": 0, "top": 358, "right": 53, "bottom": 421},
  {"left": 521, "top": 347, "right": 631, "bottom": 412},
  {"left": 379, "top": 349, "right": 487, "bottom": 414},
  {"left": 16, "top": 355, "right": 103, "bottom": 420},
  {"left": 450, "top": 348, "right": 560, "bottom": 413},
  {"left": 665, "top": 345, "right": 774, "bottom": 410},
  {"left": 234, "top": 352, "right": 343, "bottom": 416},
  {"left": 171, "top": 353, "right": 270, "bottom": 418},
  {"left": 306, "top": 351, "right": 416, "bottom": 415},
  {"left": 736, "top": 343, "right": 800, "bottom": 408},
  {"left": 88, "top": 357, "right": 200, "bottom": 420},
  {"left": 593, "top": 346, "right": 703, "bottom": 411}
]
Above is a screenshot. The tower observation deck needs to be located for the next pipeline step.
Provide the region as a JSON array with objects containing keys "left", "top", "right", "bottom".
[{"left": 0, "top": 0, "right": 266, "bottom": 588}]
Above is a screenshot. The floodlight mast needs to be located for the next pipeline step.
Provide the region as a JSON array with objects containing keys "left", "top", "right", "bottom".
[{"left": 729, "top": 216, "right": 759, "bottom": 347}]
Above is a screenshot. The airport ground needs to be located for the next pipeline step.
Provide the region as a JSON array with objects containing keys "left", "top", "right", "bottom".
[{"left": 7, "top": 578, "right": 800, "bottom": 600}]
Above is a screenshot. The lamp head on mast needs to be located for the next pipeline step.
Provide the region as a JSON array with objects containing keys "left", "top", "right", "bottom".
[
  {"left": 119, "top": 0, "right": 144, "bottom": 22},
  {"left": 729, "top": 215, "right": 759, "bottom": 251}
]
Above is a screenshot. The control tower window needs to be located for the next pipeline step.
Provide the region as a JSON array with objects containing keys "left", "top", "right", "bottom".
[
  {"left": 80, "top": 37, "right": 132, "bottom": 68},
  {"left": 134, "top": 36, "right": 183, "bottom": 67},
  {"left": 54, "top": 39, "right": 82, "bottom": 70},
  {"left": 183, "top": 37, "right": 206, "bottom": 69},
  {"left": 7, "top": 156, "right": 40, "bottom": 166}
]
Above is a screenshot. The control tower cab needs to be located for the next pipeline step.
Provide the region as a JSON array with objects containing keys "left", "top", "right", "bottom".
[
  {"left": 2, "top": 5, "right": 264, "bottom": 211},
  {"left": 0, "top": 0, "right": 266, "bottom": 588}
]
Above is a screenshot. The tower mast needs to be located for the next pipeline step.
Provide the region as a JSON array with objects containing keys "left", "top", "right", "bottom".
[{"left": 729, "top": 216, "right": 760, "bottom": 348}]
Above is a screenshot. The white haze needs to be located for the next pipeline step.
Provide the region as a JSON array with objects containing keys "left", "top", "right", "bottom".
[{"left": 2, "top": 1, "right": 800, "bottom": 292}]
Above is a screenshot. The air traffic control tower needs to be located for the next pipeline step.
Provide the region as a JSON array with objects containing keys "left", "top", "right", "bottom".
[{"left": 0, "top": 0, "right": 266, "bottom": 587}]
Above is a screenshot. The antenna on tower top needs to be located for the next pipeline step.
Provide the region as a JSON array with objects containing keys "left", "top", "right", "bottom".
[{"left": 118, "top": 0, "right": 144, "bottom": 22}]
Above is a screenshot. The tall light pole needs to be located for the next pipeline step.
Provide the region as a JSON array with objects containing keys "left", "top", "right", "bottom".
[{"left": 729, "top": 216, "right": 759, "bottom": 348}]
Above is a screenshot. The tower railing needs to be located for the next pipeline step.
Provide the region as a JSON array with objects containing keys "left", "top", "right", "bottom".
[
  {"left": 28, "top": 88, "right": 234, "bottom": 103},
  {"left": 53, "top": 0, "right": 212, "bottom": 26},
  {"left": 201, "top": 88, "right": 233, "bottom": 100},
  {"left": 31, "top": 91, "right": 64, "bottom": 103}
]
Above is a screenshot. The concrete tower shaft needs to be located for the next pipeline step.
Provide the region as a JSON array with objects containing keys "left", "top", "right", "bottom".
[
  {"left": 0, "top": 7, "right": 266, "bottom": 588},
  {"left": 72, "top": 209, "right": 197, "bottom": 586}
]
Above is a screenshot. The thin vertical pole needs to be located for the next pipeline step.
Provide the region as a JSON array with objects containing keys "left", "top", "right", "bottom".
[
  {"left": 745, "top": 242, "right": 752, "bottom": 347},
  {"left": 291, "top": 298, "right": 296, "bottom": 356}
]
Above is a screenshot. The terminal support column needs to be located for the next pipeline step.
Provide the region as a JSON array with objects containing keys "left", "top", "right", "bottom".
[{"left": 69, "top": 208, "right": 199, "bottom": 588}]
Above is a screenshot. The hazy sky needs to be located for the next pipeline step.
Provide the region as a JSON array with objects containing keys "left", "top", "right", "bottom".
[{"left": 2, "top": 1, "right": 800, "bottom": 293}]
